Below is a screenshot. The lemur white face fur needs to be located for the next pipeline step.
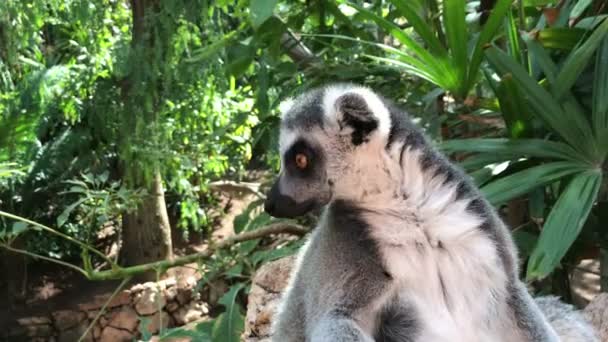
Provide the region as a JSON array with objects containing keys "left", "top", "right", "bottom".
[{"left": 264, "top": 85, "right": 398, "bottom": 218}]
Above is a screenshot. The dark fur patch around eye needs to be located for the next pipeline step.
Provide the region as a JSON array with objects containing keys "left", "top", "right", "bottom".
[
  {"left": 336, "top": 93, "right": 378, "bottom": 145},
  {"left": 284, "top": 139, "right": 320, "bottom": 178}
]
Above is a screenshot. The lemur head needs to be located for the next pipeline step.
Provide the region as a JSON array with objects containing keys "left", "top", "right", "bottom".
[{"left": 264, "top": 84, "right": 402, "bottom": 218}]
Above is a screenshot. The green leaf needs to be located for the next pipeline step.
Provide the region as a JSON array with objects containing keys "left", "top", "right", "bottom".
[
  {"left": 443, "top": 0, "right": 468, "bottom": 88},
  {"left": 522, "top": 33, "right": 558, "bottom": 83},
  {"left": 570, "top": 0, "right": 593, "bottom": 21},
  {"left": 158, "top": 325, "right": 211, "bottom": 341},
  {"left": 57, "top": 197, "right": 89, "bottom": 227},
  {"left": 0, "top": 162, "right": 23, "bottom": 178},
  {"left": 251, "top": 239, "right": 305, "bottom": 265},
  {"left": 466, "top": 0, "right": 513, "bottom": 93},
  {"left": 344, "top": 2, "right": 445, "bottom": 75},
  {"left": 457, "top": 153, "right": 512, "bottom": 171},
  {"left": 364, "top": 55, "right": 441, "bottom": 86},
  {"left": 481, "top": 161, "right": 587, "bottom": 205},
  {"left": 523, "top": 0, "right": 557, "bottom": 5},
  {"left": 0, "top": 222, "right": 29, "bottom": 239},
  {"left": 593, "top": 35, "right": 608, "bottom": 152},
  {"left": 505, "top": 8, "right": 522, "bottom": 65},
  {"left": 554, "top": 18, "right": 608, "bottom": 99},
  {"left": 495, "top": 74, "right": 534, "bottom": 138},
  {"left": 469, "top": 167, "right": 494, "bottom": 186},
  {"left": 513, "top": 229, "right": 539, "bottom": 258},
  {"left": 441, "top": 138, "right": 583, "bottom": 162},
  {"left": 250, "top": 0, "right": 278, "bottom": 29},
  {"left": 486, "top": 47, "right": 594, "bottom": 158},
  {"left": 537, "top": 28, "right": 586, "bottom": 50},
  {"left": 225, "top": 43, "right": 255, "bottom": 77},
  {"left": 213, "top": 284, "right": 245, "bottom": 342},
  {"left": 389, "top": 0, "right": 447, "bottom": 55},
  {"left": 185, "top": 28, "right": 241, "bottom": 63},
  {"left": 576, "top": 15, "right": 608, "bottom": 30},
  {"left": 138, "top": 316, "right": 153, "bottom": 341},
  {"left": 526, "top": 171, "right": 602, "bottom": 280}
]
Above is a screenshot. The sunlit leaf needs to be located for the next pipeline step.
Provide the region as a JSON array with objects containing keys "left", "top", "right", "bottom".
[
  {"left": 466, "top": 0, "right": 513, "bottom": 94},
  {"left": 570, "top": 0, "right": 593, "bottom": 22},
  {"left": 495, "top": 75, "right": 534, "bottom": 138},
  {"left": 250, "top": 0, "right": 278, "bottom": 29},
  {"left": 481, "top": 161, "right": 587, "bottom": 205},
  {"left": 441, "top": 138, "right": 583, "bottom": 162},
  {"left": 593, "top": 36, "right": 608, "bottom": 153},
  {"left": 443, "top": 0, "right": 467, "bottom": 86},
  {"left": 527, "top": 171, "right": 602, "bottom": 280},
  {"left": 486, "top": 47, "right": 595, "bottom": 159},
  {"left": 213, "top": 284, "right": 245, "bottom": 342},
  {"left": 554, "top": 18, "right": 608, "bottom": 99},
  {"left": 536, "top": 28, "right": 586, "bottom": 50},
  {"left": 389, "top": 0, "right": 447, "bottom": 55}
]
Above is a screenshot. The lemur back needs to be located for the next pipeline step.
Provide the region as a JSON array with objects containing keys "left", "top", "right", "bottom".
[{"left": 264, "top": 84, "right": 598, "bottom": 342}]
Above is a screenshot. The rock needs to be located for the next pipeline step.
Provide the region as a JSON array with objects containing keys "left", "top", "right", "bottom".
[
  {"left": 253, "top": 256, "right": 295, "bottom": 292},
  {"left": 244, "top": 256, "right": 296, "bottom": 341},
  {"left": 164, "top": 285, "right": 178, "bottom": 301},
  {"left": 8, "top": 324, "right": 51, "bottom": 339},
  {"left": 108, "top": 307, "right": 139, "bottom": 332},
  {"left": 206, "top": 279, "right": 229, "bottom": 307},
  {"left": 52, "top": 310, "right": 86, "bottom": 331},
  {"left": 185, "top": 276, "right": 197, "bottom": 288},
  {"left": 172, "top": 302, "right": 207, "bottom": 325},
  {"left": 166, "top": 302, "right": 180, "bottom": 312},
  {"left": 24, "top": 324, "right": 53, "bottom": 337},
  {"left": 93, "top": 325, "right": 102, "bottom": 339},
  {"left": 58, "top": 320, "right": 92, "bottom": 342},
  {"left": 87, "top": 310, "right": 100, "bottom": 319},
  {"left": 143, "top": 311, "right": 172, "bottom": 335},
  {"left": 99, "top": 326, "right": 133, "bottom": 342},
  {"left": 162, "top": 277, "right": 177, "bottom": 288},
  {"left": 584, "top": 293, "right": 608, "bottom": 341},
  {"left": 130, "top": 283, "right": 145, "bottom": 293},
  {"left": 135, "top": 286, "right": 167, "bottom": 315},
  {"left": 99, "top": 315, "right": 108, "bottom": 327},
  {"left": 78, "top": 291, "right": 131, "bottom": 311},
  {"left": 17, "top": 316, "right": 52, "bottom": 325},
  {"left": 175, "top": 288, "right": 192, "bottom": 306}
]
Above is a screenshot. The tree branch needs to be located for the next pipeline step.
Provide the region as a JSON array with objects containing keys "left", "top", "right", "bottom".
[
  {"left": 88, "top": 222, "right": 308, "bottom": 280},
  {"left": 208, "top": 180, "right": 265, "bottom": 199},
  {"left": 281, "top": 29, "right": 320, "bottom": 68}
]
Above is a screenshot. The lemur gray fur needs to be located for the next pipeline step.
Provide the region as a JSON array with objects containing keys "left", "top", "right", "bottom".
[{"left": 263, "top": 84, "right": 598, "bottom": 342}]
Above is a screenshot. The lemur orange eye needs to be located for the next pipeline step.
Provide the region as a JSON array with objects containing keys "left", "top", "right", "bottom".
[{"left": 295, "top": 153, "right": 308, "bottom": 169}]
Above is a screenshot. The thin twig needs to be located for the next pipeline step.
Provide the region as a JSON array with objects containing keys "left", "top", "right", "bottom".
[
  {"left": 87, "top": 222, "right": 309, "bottom": 281},
  {"left": 0, "top": 210, "right": 116, "bottom": 267},
  {"left": 3, "top": 220, "right": 309, "bottom": 281},
  {"left": 78, "top": 276, "right": 132, "bottom": 342},
  {"left": 0, "top": 244, "right": 89, "bottom": 277},
  {"left": 208, "top": 181, "right": 266, "bottom": 199}
]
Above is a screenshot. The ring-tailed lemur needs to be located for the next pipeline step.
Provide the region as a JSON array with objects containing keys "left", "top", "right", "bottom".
[{"left": 264, "top": 84, "right": 598, "bottom": 342}]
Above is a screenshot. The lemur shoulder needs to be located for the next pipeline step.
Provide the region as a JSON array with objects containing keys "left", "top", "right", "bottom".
[{"left": 264, "top": 84, "right": 598, "bottom": 342}]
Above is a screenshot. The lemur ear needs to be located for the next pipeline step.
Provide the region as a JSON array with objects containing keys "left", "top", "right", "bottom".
[{"left": 335, "top": 93, "right": 378, "bottom": 145}]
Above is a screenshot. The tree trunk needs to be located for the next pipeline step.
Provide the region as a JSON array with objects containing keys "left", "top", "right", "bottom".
[
  {"left": 116, "top": 0, "right": 173, "bottom": 281},
  {"left": 120, "top": 170, "right": 172, "bottom": 280}
]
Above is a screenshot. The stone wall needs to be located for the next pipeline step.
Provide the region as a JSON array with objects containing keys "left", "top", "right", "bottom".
[{"left": 7, "top": 277, "right": 208, "bottom": 342}]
